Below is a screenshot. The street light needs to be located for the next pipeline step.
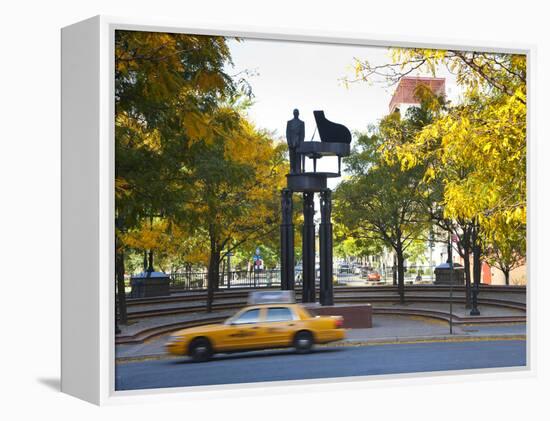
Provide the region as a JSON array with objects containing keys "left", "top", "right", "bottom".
[
  {"left": 470, "top": 230, "right": 481, "bottom": 316},
  {"left": 447, "top": 232, "right": 454, "bottom": 335},
  {"left": 429, "top": 228, "right": 434, "bottom": 283},
  {"left": 115, "top": 215, "right": 124, "bottom": 334}
]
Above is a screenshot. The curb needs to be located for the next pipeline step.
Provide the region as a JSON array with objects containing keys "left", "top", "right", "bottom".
[
  {"left": 337, "top": 333, "right": 526, "bottom": 346},
  {"left": 116, "top": 316, "right": 227, "bottom": 345}
]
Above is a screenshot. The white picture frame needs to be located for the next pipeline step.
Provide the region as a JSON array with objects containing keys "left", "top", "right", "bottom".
[{"left": 61, "top": 15, "right": 534, "bottom": 405}]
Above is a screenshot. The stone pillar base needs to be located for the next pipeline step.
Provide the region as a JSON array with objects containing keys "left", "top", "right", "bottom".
[{"left": 307, "top": 304, "right": 373, "bottom": 328}]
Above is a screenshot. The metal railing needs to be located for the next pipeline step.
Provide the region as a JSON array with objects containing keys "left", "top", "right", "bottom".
[
  {"left": 170, "top": 270, "right": 282, "bottom": 290},
  {"left": 165, "top": 265, "right": 437, "bottom": 291}
]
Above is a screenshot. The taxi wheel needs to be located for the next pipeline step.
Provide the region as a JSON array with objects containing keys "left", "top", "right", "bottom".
[
  {"left": 189, "top": 338, "right": 213, "bottom": 362},
  {"left": 293, "top": 331, "right": 314, "bottom": 354}
]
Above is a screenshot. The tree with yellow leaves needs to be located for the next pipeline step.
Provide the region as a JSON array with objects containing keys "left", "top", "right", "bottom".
[
  {"left": 115, "top": 30, "right": 243, "bottom": 323},
  {"left": 334, "top": 114, "right": 431, "bottom": 303},
  {"left": 484, "top": 216, "right": 526, "bottom": 285},
  {"left": 349, "top": 48, "right": 526, "bottom": 295},
  {"left": 120, "top": 218, "right": 210, "bottom": 274},
  {"left": 183, "top": 112, "right": 287, "bottom": 311}
]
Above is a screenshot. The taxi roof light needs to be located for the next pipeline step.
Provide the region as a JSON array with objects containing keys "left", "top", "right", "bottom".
[{"left": 248, "top": 291, "right": 296, "bottom": 305}]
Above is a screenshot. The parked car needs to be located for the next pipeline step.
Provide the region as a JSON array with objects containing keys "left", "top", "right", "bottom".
[
  {"left": 367, "top": 270, "right": 381, "bottom": 282},
  {"left": 165, "top": 298, "right": 345, "bottom": 362},
  {"left": 337, "top": 263, "right": 351, "bottom": 273}
]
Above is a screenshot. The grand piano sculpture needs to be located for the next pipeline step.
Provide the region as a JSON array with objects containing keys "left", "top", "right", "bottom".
[{"left": 281, "top": 110, "right": 352, "bottom": 306}]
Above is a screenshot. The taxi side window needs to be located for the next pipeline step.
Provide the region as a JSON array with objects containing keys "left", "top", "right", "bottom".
[
  {"left": 265, "top": 307, "right": 294, "bottom": 322},
  {"left": 232, "top": 309, "right": 261, "bottom": 325}
]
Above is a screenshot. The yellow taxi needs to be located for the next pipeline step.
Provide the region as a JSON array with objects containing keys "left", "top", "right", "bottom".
[{"left": 165, "top": 291, "right": 345, "bottom": 362}]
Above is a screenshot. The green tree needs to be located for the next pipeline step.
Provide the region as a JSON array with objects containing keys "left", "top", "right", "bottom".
[
  {"left": 183, "top": 117, "right": 287, "bottom": 311},
  {"left": 484, "top": 217, "right": 526, "bottom": 285},
  {"left": 334, "top": 112, "right": 430, "bottom": 303},
  {"left": 115, "top": 31, "right": 239, "bottom": 323},
  {"left": 333, "top": 224, "right": 384, "bottom": 263},
  {"left": 349, "top": 48, "right": 527, "bottom": 295},
  {"left": 404, "top": 238, "right": 428, "bottom": 265}
]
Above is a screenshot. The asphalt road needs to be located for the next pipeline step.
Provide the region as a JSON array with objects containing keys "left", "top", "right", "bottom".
[{"left": 115, "top": 340, "right": 526, "bottom": 391}]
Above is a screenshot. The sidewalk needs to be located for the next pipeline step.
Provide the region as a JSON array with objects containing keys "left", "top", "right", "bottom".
[
  {"left": 117, "top": 300, "right": 525, "bottom": 341},
  {"left": 115, "top": 314, "right": 526, "bottom": 360},
  {"left": 343, "top": 314, "right": 526, "bottom": 343}
]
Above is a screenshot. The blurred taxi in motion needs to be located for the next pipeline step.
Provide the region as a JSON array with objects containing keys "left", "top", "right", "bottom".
[{"left": 165, "top": 291, "right": 345, "bottom": 362}]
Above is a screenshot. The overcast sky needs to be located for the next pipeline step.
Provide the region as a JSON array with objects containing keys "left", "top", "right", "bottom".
[{"left": 226, "top": 37, "right": 460, "bottom": 189}]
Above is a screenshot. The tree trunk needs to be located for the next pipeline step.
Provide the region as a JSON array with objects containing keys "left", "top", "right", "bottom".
[
  {"left": 214, "top": 252, "right": 221, "bottom": 291},
  {"left": 185, "top": 263, "right": 191, "bottom": 288},
  {"left": 115, "top": 245, "right": 128, "bottom": 325},
  {"left": 392, "top": 253, "right": 397, "bottom": 286},
  {"left": 147, "top": 250, "right": 154, "bottom": 273},
  {"left": 504, "top": 268, "right": 510, "bottom": 286},
  {"left": 396, "top": 245, "right": 405, "bottom": 304},
  {"left": 206, "top": 235, "right": 220, "bottom": 313},
  {"left": 220, "top": 259, "right": 226, "bottom": 287}
]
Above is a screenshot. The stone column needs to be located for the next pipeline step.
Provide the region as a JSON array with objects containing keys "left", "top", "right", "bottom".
[
  {"left": 319, "top": 189, "right": 334, "bottom": 306},
  {"left": 280, "top": 188, "right": 295, "bottom": 290},
  {"left": 302, "top": 192, "right": 316, "bottom": 302}
]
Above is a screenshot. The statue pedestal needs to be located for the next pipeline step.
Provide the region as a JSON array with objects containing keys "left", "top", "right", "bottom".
[{"left": 306, "top": 303, "right": 373, "bottom": 328}]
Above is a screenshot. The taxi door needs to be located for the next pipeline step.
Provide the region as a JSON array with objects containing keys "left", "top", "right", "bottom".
[
  {"left": 219, "top": 307, "right": 266, "bottom": 351},
  {"left": 261, "top": 306, "right": 297, "bottom": 347}
]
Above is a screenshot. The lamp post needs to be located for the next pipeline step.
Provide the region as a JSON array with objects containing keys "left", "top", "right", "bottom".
[
  {"left": 115, "top": 282, "right": 121, "bottom": 335},
  {"left": 115, "top": 215, "right": 126, "bottom": 332},
  {"left": 470, "top": 224, "right": 481, "bottom": 316},
  {"left": 447, "top": 232, "right": 454, "bottom": 335},
  {"left": 429, "top": 228, "right": 434, "bottom": 283}
]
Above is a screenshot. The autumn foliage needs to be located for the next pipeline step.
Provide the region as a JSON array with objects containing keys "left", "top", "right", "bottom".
[
  {"left": 114, "top": 31, "right": 287, "bottom": 318},
  {"left": 341, "top": 48, "right": 526, "bottom": 290}
]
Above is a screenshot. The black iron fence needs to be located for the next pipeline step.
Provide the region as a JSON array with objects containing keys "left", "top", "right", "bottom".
[
  {"left": 165, "top": 265, "right": 437, "bottom": 291},
  {"left": 169, "top": 269, "right": 283, "bottom": 290}
]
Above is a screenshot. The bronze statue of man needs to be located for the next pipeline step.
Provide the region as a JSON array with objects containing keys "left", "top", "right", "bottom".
[{"left": 286, "top": 109, "right": 305, "bottom": 174}]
